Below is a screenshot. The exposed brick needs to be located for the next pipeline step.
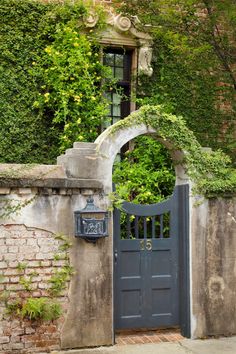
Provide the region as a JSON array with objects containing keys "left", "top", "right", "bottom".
[
  {"left": 1, "top": 277, "right": 9, "bottom": 283},
  {"left": 18, "top": 188, "right": 32, "bottom": 195},
  {"left": 38, "top": 239, "right": 56, "bottom": 247},
  {"left": 19, "top": 246, "right": 39, "bottom": 254},
  {"left": 24, "top": 341, "right": 36, "bottom": 349},
  {"left": 41, "top": 261, "right": 51, "bottom": 267},
  {"left": 35, "top": 253, "right": 54, "bottom": 260},
  {"left": 10, "top": 328, "right": 24, "bottom": 336},
  {"left": 10, "top": 335, "right": 21, "bottom": 343},
  {"left": 38, "top": 283, "right": 50, "bottom": 290},
  {"left": 3, "top": 269, "right": 20, "bottom": 276},
  {"left": 23, "top": 254, "right": 37, "bottom": 261},
  {"left": 40, "top": 246, "right": 58, "bottom": 254},
  {"left": 22, "top": 334, "right": 41, "bottom": 343},
  {"left": 0, "top": 247, "right": 8, "bottom": 255},
  {"left": 33, "top": 267, "right": 53, "bottom": 275},
  {"left": 4, "top": 254, "right": 21, "bottom": 262},
  {"left": 26, "top": 239, "right": 37, "bottom": 246},
  {"left": 31, "top": 291, "right": 41, "bottom": 297},
  {"left": 0, "top": 337, "right": 9, "bottom": 344},
  {"left": 8, "top": 246, "right": 19, "bottom": 253},
  {"left": 0, "top": 188, "right": 10, "bottom": 195},
  {"left": 6, "top": 239, "right": 26, "bottom": 246},
  {"left": 0, "top": 224, "right": 68, "bottom": 353},
  {"left": 11, "top": 342, "right": 24, "bottom": 350},
  {"left": 43, "top": 325, "right": 57, "bottom": 334},
  {"left": 5, "top": 284, "right": 24, "bottom": 291},
  {"left": 0, "top": 262, "right": 7, "bottom": 269},
  {"left": 8, "top": 261, "right": 21, "bottom": 268},
  {"left": 8, "top": 319, "right": 21, "bottom": 329},
  {"left": 52, "top": 260, "right": 67, "bottom": 267},
  {"left": 25, "top": 327, "right": 36, "bottom": 335}
]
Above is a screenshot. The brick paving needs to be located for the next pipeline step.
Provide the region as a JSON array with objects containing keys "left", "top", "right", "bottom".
[{"left": 115, "top": 328, "right": 184, "bottom": 345}]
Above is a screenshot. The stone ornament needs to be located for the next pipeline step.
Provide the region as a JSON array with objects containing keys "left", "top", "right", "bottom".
[
  {"left": 82, "top": 8, "right": 153, "bottom": 77},
  {"left": 83, "top": 10, "right": 99, "bottom": 28},
  {"left": 113, "top": 14, "right": 132, "bottom": 32},
  {"left": 138, "top": 46, "right": 153, "bottom": 77}
]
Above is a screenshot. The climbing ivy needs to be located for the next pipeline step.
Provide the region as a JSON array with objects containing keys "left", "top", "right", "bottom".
[
  {"left": 111, "top": 105, "right": 236, "bottom": 197},
  {"left": 116, "top": 0, "right": 236, "bottom": 162},
  {"left": 0, "top": 0, "right": 112, "bottom": 162}
]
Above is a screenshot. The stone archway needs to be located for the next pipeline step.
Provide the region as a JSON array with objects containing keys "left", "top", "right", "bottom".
[
  {"left": 94, "top": 112, "right": 191, "bottom": 338},
  {"left": 95, "top": 121, "right": 190, "bottom": 193},
  {"left": 58, "top": 106, "right": 195, "bottom": 348}
]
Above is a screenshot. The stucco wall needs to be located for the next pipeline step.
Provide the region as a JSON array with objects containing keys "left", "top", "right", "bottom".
[
  {"left": 0, "top": 163, "right": 112, "bottom": 353},
  {"left": 191, "top": 197, "right": 236, "bottom": 338},
  {"left": 0, "top": 142, "right": 236, "bottom": 352}
]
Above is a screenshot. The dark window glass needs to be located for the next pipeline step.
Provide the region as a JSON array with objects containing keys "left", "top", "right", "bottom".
[{"left": 103, "top": 49, "right": 132, "bottom": 126}]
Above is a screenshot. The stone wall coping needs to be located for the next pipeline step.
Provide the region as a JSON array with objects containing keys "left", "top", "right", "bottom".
[
  {"left": 0, "top": 164, "right": 102, "bottom": 189},
  {"left": 0, "top": 164, "right": 66, "bottom": 179},
  {"left": 0, "top": 178, "right": 102, "bottom": 189}
]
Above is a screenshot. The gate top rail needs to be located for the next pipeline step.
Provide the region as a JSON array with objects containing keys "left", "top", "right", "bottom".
[{"left": 120, "top": 188, "right": 178, "bottom": 217}]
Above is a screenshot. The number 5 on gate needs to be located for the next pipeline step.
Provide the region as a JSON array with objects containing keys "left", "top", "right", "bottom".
[{"left": 140, "top": 239, "right": 152, "bottom": 251}]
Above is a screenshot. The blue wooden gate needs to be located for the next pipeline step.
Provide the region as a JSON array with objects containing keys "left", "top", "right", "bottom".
[{"left": 114, "top": 184, "right": 190, "bottom": 337}]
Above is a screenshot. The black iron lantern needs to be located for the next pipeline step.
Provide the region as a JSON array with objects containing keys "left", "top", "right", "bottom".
[{"left": 74, "top": 196, "right": 109, "bottom": 243}]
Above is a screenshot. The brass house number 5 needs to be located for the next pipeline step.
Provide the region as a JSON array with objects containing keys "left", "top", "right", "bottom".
[{"left": 140, "top": 240, "right": 152, "bottom": 251}]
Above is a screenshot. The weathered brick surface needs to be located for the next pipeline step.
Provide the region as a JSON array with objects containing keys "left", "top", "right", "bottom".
[{"left": 0, "top": 224, "right": 70, "bottom": 353}]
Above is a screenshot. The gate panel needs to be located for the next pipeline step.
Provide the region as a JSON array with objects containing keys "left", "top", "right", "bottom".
[{"left": 114, "top": 185, "right": 189, "bottom": 333}]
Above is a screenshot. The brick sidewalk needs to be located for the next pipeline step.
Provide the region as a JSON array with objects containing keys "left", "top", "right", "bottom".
[{"left": 115, "top": 328, "right": 184, "bottom": 345}]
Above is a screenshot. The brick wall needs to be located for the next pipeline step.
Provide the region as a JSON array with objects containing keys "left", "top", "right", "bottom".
[{"left": 0, "top": 224, "right": 69, "bottom": 353}]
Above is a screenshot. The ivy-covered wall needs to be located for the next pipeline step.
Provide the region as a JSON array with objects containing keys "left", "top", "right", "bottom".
[
  {"left": 1, "top": 0, "right": 235, "bottom": 166},
  {"left": 0, "top": 0, "right": 111, "bottom": 164},
  {"left": 117, "top": 0, "right": 236, "bottom": 163}
]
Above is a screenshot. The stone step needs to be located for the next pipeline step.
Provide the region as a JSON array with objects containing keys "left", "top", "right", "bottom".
[
  {"left": 73, "top": 142, "right": 97, "bottom": 149},
  {"left": 65, "top": 148, "right": 97, "bottom": 156}
]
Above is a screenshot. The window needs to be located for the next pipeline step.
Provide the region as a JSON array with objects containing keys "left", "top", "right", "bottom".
[{"left": 103, "top": 49, "right": 133, "bottom": 127}]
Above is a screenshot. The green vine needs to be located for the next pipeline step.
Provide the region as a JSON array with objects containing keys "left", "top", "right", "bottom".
[
  {"left": 0, "top": 196, "right": 36, "bottom": 219},
  {"left": 0, "top": 0, "right": 112, "bottom": 162},
  {"left": 110, "top": 105, "right": 236, "bottom": 197},
  {"left": 117, "top": 0, "right": 236, "bottom": 162}
]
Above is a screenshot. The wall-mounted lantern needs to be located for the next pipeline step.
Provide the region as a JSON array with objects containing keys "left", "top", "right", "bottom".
[{"left": 74, "top": 196, "right": 109, "bottom": 243}]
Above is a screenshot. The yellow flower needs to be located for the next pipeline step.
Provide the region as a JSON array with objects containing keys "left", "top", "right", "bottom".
[
  {"left": 44, "top": 92, "right": 50, "bottom": 102},
  {"left": 45, "top": 47, "right": 52, "bottom": 54},
  {"left": 33, "top": 101, "right": 39, "bottom": 108},
  {"left": 74, "top": 95, "right": 81, "bottom": 102}
]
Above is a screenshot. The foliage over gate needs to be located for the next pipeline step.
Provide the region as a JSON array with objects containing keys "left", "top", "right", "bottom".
[{"left": 111, "top": 105, "right": 236, "bottom": 197}]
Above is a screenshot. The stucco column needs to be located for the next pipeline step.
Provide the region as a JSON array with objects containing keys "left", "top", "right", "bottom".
[{"left": 58, "top": 142, "right": 114, "bottom": 349}]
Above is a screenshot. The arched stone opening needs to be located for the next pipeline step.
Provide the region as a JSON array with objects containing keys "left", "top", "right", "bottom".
[
  {"left": 58, "top": 107, "right": 195, "bottom": 347},
  {"left": 95, "top": 121, "right": 190, "bottom": 194}
]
